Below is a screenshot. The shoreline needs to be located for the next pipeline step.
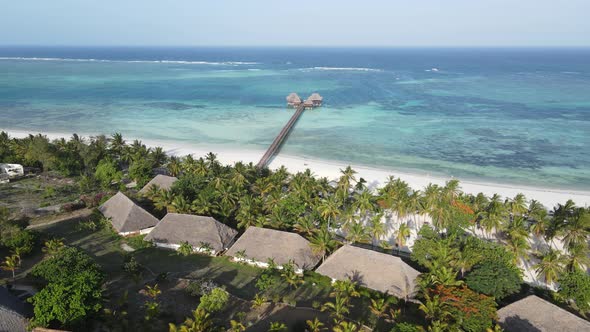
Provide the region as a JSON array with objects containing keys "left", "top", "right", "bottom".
[{"left": 3, "top": 128, "right": 590, "bottom": 208}]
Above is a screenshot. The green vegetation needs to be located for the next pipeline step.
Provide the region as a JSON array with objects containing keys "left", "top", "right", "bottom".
[
  {"left": 3, "top": 131, "right": 590, "bottom": 331},
  {"left": 29, "top": 247, "right": 104, "bottom": 328}
]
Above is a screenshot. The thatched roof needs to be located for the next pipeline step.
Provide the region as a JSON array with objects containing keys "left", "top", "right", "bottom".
[
  {"left": 497, "top": 295, "right": 590, "bottom": 331},
  {"left": 145, "top": 213, "right": 237, "bottom": 252},
  {"left": 0, "top": 287, "right": 28, "bottom": 332},
  {"left": 315, "top": 245, "right": 420, "bottom": 299},
  {"left": 307, "top": 93, "right": 323, "bottom": 101},
  {"left": 98, "top": 192, "right": 159, "bottom": 233},
  {"left": 286, "top": 92, "right": 302, "bottom": 104},
  {"left": 139, "top": 174, "right": 178, "bottom": 194},
  {"left": 225, "top": 227, "right": 321, "bottom": 269}
]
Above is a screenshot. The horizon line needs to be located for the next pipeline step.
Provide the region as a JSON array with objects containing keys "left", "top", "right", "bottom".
[{"left": 1, "top": 44, "right": 590, "bottom": 49}]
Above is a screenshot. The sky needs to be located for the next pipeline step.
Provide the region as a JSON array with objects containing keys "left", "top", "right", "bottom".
[{"left": 1, "top": 0, "right": 589, "bottom": 47}]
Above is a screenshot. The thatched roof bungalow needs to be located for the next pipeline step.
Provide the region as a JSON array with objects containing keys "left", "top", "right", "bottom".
[
  {"left": 286, "top": 93, "right": 302, "bottom": 107},
  {"left": 225, "top": 227, "right": 321, "bottom": 273},
  {"left": 307, "top": 93, "right": 323, "bottom": 106},
  {"left": 138, "top": 174, "right": 178, "bottom": 195},
  {"left": 0, "top": 287, "right": 28, "bottom": 332},
  {"left": 497, "top": 295, "right": 590, "bottom": 331},
  {"left": 315, "top": 245, "right": 420, "bottom": 299},
  {"left": 144, "top": 213, "right": 237, "bottom": 255},
  {"left": 98, "top": 192, "right": 159, "bottom": 236}
]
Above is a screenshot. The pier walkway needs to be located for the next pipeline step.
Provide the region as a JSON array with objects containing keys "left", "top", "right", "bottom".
[{"left": 256, "top": 104, "right": 305, "bottom": 169}]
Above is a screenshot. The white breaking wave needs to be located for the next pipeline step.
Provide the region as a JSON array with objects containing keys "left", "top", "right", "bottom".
[
  {"left": 301, "top": 66, "right": 382, "bottom": 72},
  {"left": 0, "top": 57, "right": 259, "bottom": 66}
]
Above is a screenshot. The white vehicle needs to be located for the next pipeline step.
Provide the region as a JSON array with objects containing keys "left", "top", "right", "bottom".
[{"left": 0, "top": 163, "right": 24, "bottom": 183}]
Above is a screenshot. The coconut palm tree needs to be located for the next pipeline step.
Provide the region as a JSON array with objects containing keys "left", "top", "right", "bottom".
[
  {"left": 395, "top": 222, "right": 411, "bottom": 249},
  {"left": 318, "top": 196, "right": 341, "bottom": 230},
  {"left": 505, "top": 236, "right": 530, "bottom": 265},
  {"left": 1, "top": 254, "right": 20, "bottom": 279},
  {"left": 333, "top": 321, "right": 358, "bottom": 332},
  {"left": 154, "top": 189, "right": 175, "bottom": 212},
  {"left": 305, "top": 318, "right": 325, "bottom": 332},
  {"left": 172, "top": 195, "right": 191, "bottom": 214},
  {"left": 506, "top": 193, "right": 528, "bottom": 220},
  {"left": 564, "top": 243, "right": 590, "bottom": 272},
  {"left": 321, "top": 295, "right": 350, "bottom": 324},
  {"left": 367, "top": 213, "right": 387, "bottom": 247},
  {"left": 169, "top": 308, "right": 215, "bottom": 332},
  {"left": 534, "top": 249, "right": 565, "bottom": 285},
  {"left": 559, "top": 207, "right": 590, "bottom": 250},
  {"left": 294, "top": 215, "right": 316, "bottom": 237},
  {"left": 310, "top": 228, "right": 339, "bottom": 262},
  {"left": 345, "top": 222, "right": 370, "bottom": 244},
  {"left": 42, "top": 238, "right": 65, "bottom": 257},
  {"left": 167, "top": 156, "right": 182, "bottom": 177}
]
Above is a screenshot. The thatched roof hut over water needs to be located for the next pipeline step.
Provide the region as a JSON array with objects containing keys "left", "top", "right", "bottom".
[{"left": 286, "top": 92, "right": 302, "bottom": 106}]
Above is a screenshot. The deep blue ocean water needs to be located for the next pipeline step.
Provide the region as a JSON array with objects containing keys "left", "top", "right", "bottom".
[{"left": 1, "top": 46, "right": 589, "bottom": 189}]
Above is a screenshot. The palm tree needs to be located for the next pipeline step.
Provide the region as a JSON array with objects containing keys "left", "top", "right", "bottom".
[
  {"left": 166, "top": 156, "right": 182, "bottom": 177},
  {"left": 345, "top": 222, "right": 370, "bottom": 244},
  {"left": 481, "top": 194, "right": 507, "bottom": 239},
  {"left": 306, "top": 318, "right": 325, "bottom": 332},
  {"left": 172, "top": 195, "right": 192, "bottom": 214},
  {"left": 369, "top": 295, "right": 393, "bottom": 323},
  {"left": 534, "top": 249, "right": 565, "bottom": 285},
  {"left": 310, "top": 228, "right": 339, "bottom": 262},
  {"left": 559, "top": 207, "right": 590, "bottom": 250},
  {"left": 367, "top": 213, "right": 387, "bottom": 247},
  {"left": 419, "top": 293, "right": 444, "bottom": 322},
  {"left": 332, "top": 321, "right": 358, "bottom": 332},
  {"left": 321, "top": 295, "right": 350, "bottom": 323},
  {"left": 150, "top": 146, "right": 167, "bottom": 167},
  {"left": 178, "top": 242, "right": 193, "bottom": 256},
  {"left": 505, "top": 236, "right": 530, "bottom": 264},
  {"left": 506, "top": 193, "right": 528, "bottom": 219},
  {"left": 294, "top": 215, "right": 316, "bottom": 237},
  {"left": 1, "top": 254, "right": 20, "bottom": 279},
  {"left": 42, "top": 238, "right": 65, "bottom": 256},
  {"left": 154, "top": 190, "right": 175, "bottom": 212},
  {"left": 269, "top": 322, "right": 288, "bottom": 332},
  {"left": 564, "top": 243, "right": 590, "bottom": 272},
  {"left": 318, "top": 196, "right": 341, "bottom": 230},
  {"left": 169, "top": 308, "right": 215, "bottom": 332},
  {"left": 109, "top": 133, "right": 126, "bottom": 157},
  {"left": 395, "top": 223, "right": 411, "bottom": 248}
]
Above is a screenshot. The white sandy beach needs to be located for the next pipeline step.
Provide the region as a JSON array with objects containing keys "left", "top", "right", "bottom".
[{"left": 4, "top": 129, "right": 590, "bottom": 208}]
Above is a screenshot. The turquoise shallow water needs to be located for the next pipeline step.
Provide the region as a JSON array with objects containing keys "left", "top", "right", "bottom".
[{"left": 0, "top": 47, "right": 589, "bottom": 189}]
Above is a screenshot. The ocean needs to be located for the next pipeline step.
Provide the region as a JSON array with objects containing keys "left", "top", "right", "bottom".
[{"left": 0, "top": 46, "right": 589, "bottom": 190}]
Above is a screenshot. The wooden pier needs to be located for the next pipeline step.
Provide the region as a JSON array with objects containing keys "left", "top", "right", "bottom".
[{"left": 256, "top": 104, "right": 305, "bottom": 169}]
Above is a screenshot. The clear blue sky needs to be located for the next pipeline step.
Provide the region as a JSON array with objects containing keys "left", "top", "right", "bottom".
[{"left": 1, "top": 0, "right": 589, "bottom": 47}]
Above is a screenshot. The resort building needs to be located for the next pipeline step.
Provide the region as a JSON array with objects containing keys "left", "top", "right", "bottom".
[
  {"left": 0, "top": 287, "right": 28, "bottom": 332},
  {"left": 144, "top": 213, "right": 238, "bottom": 255},
  {"left": 225, "top": 226, "right": 321, "bottom": 273},
  {"left": 138, "top": 174, "right": 178, "bottom": 195},
  {"left": 98, "top": 192, "right": 159, "bottom": 236},
  {"left": 497, "top": 295, "right": 590, "bottom": 331},
  {"left": 315, "top": 245, "right": 421, "bottom": 300},
  {"left": 306, "top": 93, "right": 323, "bottom": 107},
  {"left": 286, "top": 92, "right": 302, "bottom": 107}
]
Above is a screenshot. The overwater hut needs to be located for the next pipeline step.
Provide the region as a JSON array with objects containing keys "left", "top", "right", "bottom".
[
  {"left": 497, "top": 295, "right": 590, "bottom": 331},
  {"left": 286, "top": 92, "right": 302, "bottom": 107},
  {"left": 98, "top": 192, "right": 159, "bottom": 236},
  {"left": 315, "top": 245, "right": 420, "bottom": 300},
  {"left": 307, "top": 93, "right": 323, "bottom": 107},
  {"left": 145, "top": 213, "right": 238, "bottom": 255},
  {"left": 138, "top": 174, "right": 178, "bottom": 195},
  {"left": 225, "top": 227, "right": 321, "bottom": 273}
]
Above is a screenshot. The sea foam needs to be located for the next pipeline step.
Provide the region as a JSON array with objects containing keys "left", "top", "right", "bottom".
[{"left": 0, "top": 57, "right": 259, "bottom": 66}]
